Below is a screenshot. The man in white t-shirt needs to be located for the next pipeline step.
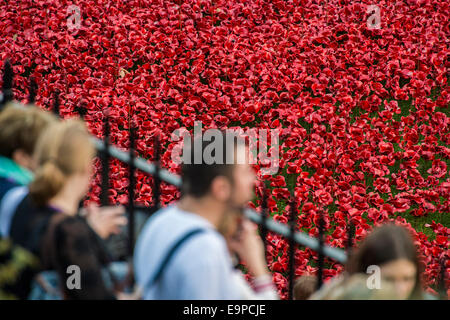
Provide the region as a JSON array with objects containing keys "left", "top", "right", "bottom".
[{"left": 134, "top": 131, "right": 271, "bottom": 299}]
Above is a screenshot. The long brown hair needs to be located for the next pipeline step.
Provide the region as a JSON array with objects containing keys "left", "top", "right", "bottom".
[{"left": 346, "top": 224, "right": 423, "bottom": 299}]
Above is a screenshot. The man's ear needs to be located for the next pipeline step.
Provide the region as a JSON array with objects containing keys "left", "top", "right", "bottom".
[
  {"left": 210, "top": 176, "right": 231, "bottom": 202},
  {"left": 11, "top": 149, "right": 34, "bottom": 171}
]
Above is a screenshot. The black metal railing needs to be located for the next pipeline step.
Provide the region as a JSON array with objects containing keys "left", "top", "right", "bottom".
[
  {"left": 91, "top": 123, "right": 350, "bottom": 299},
  {"left": 58, "top": 93, "right": 349, "bottom": 299}
]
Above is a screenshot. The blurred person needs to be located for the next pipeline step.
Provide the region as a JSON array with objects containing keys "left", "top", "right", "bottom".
[
  {"left": 293, "top": 275, "right": 317, "bottom": 300},
  {"left": 0, "top": 103, "right": 56, "bottom": 236},
  {"left": 0, "top": 104, "right": 126, "bottom": 299},
  {"left": 134, "top": 132, "right": 270, "bottom": 299},
  {"left": 218, "top": 205, "right": 278, "bottom": 299},
  {"left": 0, "top": 238, "right": 40, "bottom": 299},
  {"left": 0, "top": 103, "right": 55, "bottom": 299},
  {"left": 0, "top": 102, "right": 125, "bottom": 242},
  {"left": 345, "top": 224, "right": 425, "bottom": 300},
  {"left": 0, "top": 102, "right": 54, "bottom": 189},
  {"left": 26, "top": 119, "right": 126, "bottom": 299}
]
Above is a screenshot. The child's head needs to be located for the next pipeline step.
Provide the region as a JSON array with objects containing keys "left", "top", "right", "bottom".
[
  {"left": 0, "top": 103, "right": 56, "bottom": 171},
  {"left": 293, "top": 275, "right": 317, "bottom": 300}
]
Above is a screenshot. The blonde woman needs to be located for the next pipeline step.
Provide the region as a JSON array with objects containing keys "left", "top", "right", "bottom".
[{"left": 28, "top": 119, "right": 121, "bottom": 299}]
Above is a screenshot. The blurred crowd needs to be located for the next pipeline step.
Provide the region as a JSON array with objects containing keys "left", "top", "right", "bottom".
[{"left": 0, "top": 101, "right": 441, "bottom": 300}]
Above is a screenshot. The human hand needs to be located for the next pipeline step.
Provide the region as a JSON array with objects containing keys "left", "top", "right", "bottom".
[
  {"left": 84, "top": 204, "right": 127, "bottom": 239},
  {"left": 227, "top": 219, "right": 269, "bottom": 278},
  {"left": 116, "top": 289, "right": 141, "bottom": 300}
]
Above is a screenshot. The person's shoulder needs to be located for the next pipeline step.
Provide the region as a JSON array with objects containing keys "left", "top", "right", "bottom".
[
  {"left": 422, "top": 291, "right": 439, "bottom": 300},
  {"left": 11, "top": 189, "right": 32, "bottom": 213},
  {"left": 140, "top": 205, "right": 207, "bottom": 235},
  {"left": 15, "top": 192, "right": 56, "bottom": 220},
  {"left": 137, "top": 205, "right": 173, "bottom": 238},
  {"left": 177, "top": 228, "right": 228, "bottom": 261},
  {"left": 135, "top": 205, "right": 178, "bottom": 250},
  {"left": 53, "top": 213, "right": 90, "bottom": 236},
  {"left": 144, "top": 205, "right": 177, "bottom": 226},
  {"left": 0, "top": 177, "right": 19, "bottom": 198}
]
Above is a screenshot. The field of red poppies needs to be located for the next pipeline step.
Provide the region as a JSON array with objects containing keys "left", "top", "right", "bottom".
[{"left": 1, "top": 0, "right": 448, "bottom": 298}]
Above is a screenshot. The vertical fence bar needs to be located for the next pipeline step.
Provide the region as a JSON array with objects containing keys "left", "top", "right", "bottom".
[
  {"left": 78, "top": 197, "right": 86, "bottom": 211},
  {"left": 260, "top": 185, "right": 268, "bottom": 250},
  {"left": 128, "top": 126, "right": 136, "bottom": 256},
  {"left": 288, "top": 196, "right": 298, "bottom": 300},
  {"left": 438, "top": 257, "right": 447, "bottom": 300},
  {"left": 28, "top": 76, "right": 37, "bottom": 104},
  {"left": 76, "top": 101, "right": 87, "bottom": 120},
  {"left": 100, "top": 115, "right": 110, "bottom": 207},
  {"left": 346, "top": 219, "right": 354, "bottom": 254},
  {"left": 52, "top": 91, "right": 60, "bottom": 117},
  {"left": 0, "top": 59, "right": 13, "bottom": 109},
  {"left": 316, "top": 209, "right": 325, "bottom": 290},
  {"left": 153, "top": 133, "right": 161, "bottom": 210},
  {"left": 76, "top": 103, "right": 87, "bottom": 211}
]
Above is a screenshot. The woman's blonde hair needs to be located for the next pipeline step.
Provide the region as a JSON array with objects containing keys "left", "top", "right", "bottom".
[{"left": 29, "top": 119, "right": 95, "bottom": 207}]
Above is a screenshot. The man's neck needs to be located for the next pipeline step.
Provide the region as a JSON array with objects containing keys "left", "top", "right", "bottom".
[{"left": 177, "top": 195, "right": 225, "bottom": 229}]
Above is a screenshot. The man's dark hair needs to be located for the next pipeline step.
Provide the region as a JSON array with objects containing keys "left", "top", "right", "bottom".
[{"left": 181, "top": 130, "right": 245, "bottom": 198}]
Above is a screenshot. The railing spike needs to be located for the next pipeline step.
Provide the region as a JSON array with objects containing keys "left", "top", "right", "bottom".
[
  {"left": 288, "top": 195, "right": 298, "bottom": 300},
  {"left": 28, "top": 76, "right": 37, "bottom": 104},
  {"left": 438, "top": 257, "right": 448, "bottom": 300},
  {"left": 53, "top": 91, "right": 60, "bottom": 117},
  {"left": 153, "top": 132, "right": 161, "bottom": 210},
  {"left": 347, "top": 219, "right": 354, "bottom": 253},
  {"left": 316, "top": 209, "right": 325, "bottom": 290},
  {"left": 128, "top": 125, "right": 136, "bottom": 257},
  {"left": 75, "top": 100, "right": 87, "bottom": 119},
  {"left": 100, "top": 114, "right": 110, "bottom": 206}
]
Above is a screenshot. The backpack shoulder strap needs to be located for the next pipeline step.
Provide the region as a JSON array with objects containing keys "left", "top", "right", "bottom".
[{"left": 144, "top": 228, "right": 206, "bottom": 292}]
